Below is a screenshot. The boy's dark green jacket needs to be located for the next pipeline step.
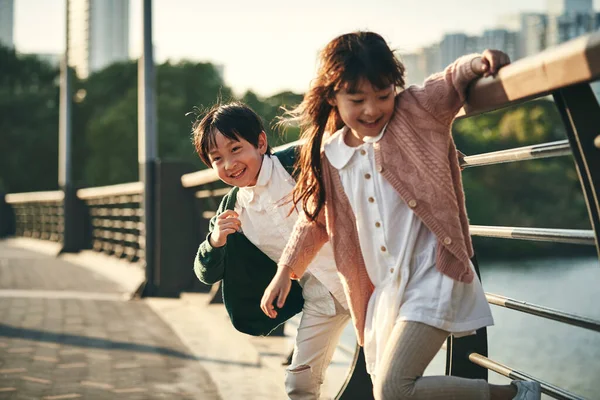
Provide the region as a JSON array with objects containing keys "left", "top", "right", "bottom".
[{"left": 193, "top": 145, "right": 304, "bottom": 336}]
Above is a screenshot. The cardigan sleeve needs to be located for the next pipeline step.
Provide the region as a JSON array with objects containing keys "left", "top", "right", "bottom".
[
  {"left": 407, "top": 54, "right": 480, "bottom": 125},
  {"left": 279, "top": 209, "right": 329, "bottom": 279},
  {"left": 193, "top": 195, "right": 228, "bottom": 285}
]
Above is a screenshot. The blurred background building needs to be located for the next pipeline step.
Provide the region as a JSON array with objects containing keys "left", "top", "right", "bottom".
[
  {"left": 0, "top": 0, "right": 14, "bottom": 48},
  {"left": 400, "top": 0, "right": 600, "bottom": 98},
  {"left": 67, "top": 0, "right": 130, "bottom": 78}
]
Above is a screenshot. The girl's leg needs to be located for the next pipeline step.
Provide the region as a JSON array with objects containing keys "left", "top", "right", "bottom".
[
  {"left": 374, "top": 321, "right": 490, "bottom": 400},
  {"left": 286, "top": 299, "right": 351, "bottom": 400}
]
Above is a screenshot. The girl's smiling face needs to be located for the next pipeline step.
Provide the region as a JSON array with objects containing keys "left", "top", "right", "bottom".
[
  {"left": 332, "top": 79, "right": 395, "bottom": 146},
  {"left": 207, "top": 131, "right": 267, "bottom": 187}
]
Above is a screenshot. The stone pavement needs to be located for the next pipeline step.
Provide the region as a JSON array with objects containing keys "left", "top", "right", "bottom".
[
  {"left": 0, "top": 239, "right": 354, "bottom": 400},
  {"left": 0, "top": 242, "right": 220, "bottom": 400}
]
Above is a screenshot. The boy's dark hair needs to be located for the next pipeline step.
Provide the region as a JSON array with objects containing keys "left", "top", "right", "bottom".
[{"left": 192, "top": 102, "right": 272, "bottom": 166}]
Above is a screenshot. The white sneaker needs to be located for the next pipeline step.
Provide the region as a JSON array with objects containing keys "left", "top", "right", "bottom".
[{"left": 512, "top": 380, "right": 541, "bottom": 400}]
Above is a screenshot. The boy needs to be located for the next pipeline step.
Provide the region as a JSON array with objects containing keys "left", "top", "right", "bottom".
[{"left": 193, "top": 102, "right": 351, "bottom": 399}]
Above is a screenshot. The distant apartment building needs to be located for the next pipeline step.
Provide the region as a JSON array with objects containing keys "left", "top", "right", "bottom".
[
  {"left": 547, "top": 0, "right": 593, "bottom": 15},
  {"left": 517, "top": 13, "right": 548, "bottom": 58},
  {"left": 546, "top": 0, "right": 594, "bottom": 46},
  {"left": 68, "top": 0, "right": 129, "bottom": 78},
  {"left": 0, "top": 0, "right": 14, "bottom": 49},
  {"left": 439, "top": 33, "right": 468, "bottom": 70},
  {"left": 398, "top": 52, "right": 426, "bottom": 86},
  {"left": 479, "top": 29, "right": 519, "bottom": 62}
]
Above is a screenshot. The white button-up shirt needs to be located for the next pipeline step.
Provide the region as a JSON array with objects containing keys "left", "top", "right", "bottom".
[
  {"left": 324, "top": 126, "right": 493, "bottom": 375},
  {"left": 235, "top": 154, "right": 348, "bottom": 316}
]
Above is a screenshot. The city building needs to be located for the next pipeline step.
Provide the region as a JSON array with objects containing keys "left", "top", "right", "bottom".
[
  {"left": 0, "top": 0, "right": 14, "bottom": 48},
  {"left": 68, "top": 0, "right": 129, "bottom": 79}
]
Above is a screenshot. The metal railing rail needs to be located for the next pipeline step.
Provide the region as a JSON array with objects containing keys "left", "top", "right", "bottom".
[
  {"left": 469, "top": 226, "right": 596, "bottom": 245},
  {"left": 460, "top": 140, "right": 572, "bottom": 168},
  {"left": 469, "top": 353, "right": 584, "bottom": 400},
  {"left": 486, "top": 293, "right": 600, "bottom": 332}
]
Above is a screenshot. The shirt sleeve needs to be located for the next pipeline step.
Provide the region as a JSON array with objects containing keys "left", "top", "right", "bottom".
[
  {"left": 407, "top": 53, "right": 480, "bottom": 125},
  {"left": 279, "top": 209, "right": 329, "bottom": 280},
  {"left": 193, "top": 196, "right": 228, "bottom": 285}
]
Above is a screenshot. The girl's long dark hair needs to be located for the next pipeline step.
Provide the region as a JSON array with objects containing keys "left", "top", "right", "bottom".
[{"left": 287, "top": 31, "right": 406, "bottom": 221}]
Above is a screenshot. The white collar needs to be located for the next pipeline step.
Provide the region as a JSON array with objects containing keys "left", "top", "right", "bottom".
[
  {"left": 324, "top": 125, "right": 387, "bottom": 170},
  {"left": 237, "top": 154, "right": 272, "bottom": 205}
]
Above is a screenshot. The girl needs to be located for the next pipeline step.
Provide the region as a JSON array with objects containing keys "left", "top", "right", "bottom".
[
  {"left": 261, "top": 32, "right": 541, "bottom": 400},
  {"left": 193, "top": 102, "right": 352, "bottom": 399}
]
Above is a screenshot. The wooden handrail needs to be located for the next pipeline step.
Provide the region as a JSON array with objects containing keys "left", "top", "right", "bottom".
[
  {"left": 5, "top": 191, "right": 64, "bottom": 203},
  {"left": 77, "top": 182, "right": 144, "bottom": 199},
  {"left": 461, "top": 31, "right": 600, "bottom": 118}
]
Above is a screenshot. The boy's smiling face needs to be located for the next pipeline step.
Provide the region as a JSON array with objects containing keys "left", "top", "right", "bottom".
[{"left": 207, "top": 130, "right": 267, "bottom": 187}]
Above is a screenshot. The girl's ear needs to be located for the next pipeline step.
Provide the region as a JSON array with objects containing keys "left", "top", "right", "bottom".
[
  {"left": 327, "top": 96, "right": 337, "bottom": 107},
  {"left": 257, "top": 131, "right": 268, "bottom": 154}
]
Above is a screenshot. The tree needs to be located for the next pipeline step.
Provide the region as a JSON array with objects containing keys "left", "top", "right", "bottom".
[{"left": 0, "top": 45, "right": 60, "bottom": 193}]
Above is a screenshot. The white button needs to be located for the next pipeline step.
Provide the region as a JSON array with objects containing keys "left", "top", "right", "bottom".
[
  {"left": 377, "top": 165, "right": 383, "bottom": 172},
  {"left": 443, "top": 237, "right": 452, "bottom": 245},
  {"left": 408, "top": 199, "right": 417, "bottom": 208}
]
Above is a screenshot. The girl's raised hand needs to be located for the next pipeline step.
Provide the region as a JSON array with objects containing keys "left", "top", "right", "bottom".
[
  {"left": 209, "top": 210, "right": 241, "bottom": 248},
  {"left": 471, "top": 49, "right": 511, "bottom": 77}
]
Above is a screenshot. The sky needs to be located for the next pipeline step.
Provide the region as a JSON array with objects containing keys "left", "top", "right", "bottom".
[{"left": 12, "top": 0, "right": 600, "bottom": 96}]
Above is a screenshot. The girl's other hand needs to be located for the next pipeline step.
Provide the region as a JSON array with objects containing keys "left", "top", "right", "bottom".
[
  {"left": 472, "top": 49, "right": 511, "bottom": 77},
  {"left": 209, "top": 210, "right": 241, "bottom": 248},
  {"left": 260, "top": 266, "right": 293, "bottom": 319}
]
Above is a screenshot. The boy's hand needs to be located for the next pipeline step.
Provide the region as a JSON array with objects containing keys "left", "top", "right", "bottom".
[
  {"left": 209, "top": 210, "right": 241, "bottom": 248},
  {"left": 261, "top": 266, "right": 292, "bottom": 319},
  {"left": 471, "top": 49, "right": 511, "bottom": 77}
]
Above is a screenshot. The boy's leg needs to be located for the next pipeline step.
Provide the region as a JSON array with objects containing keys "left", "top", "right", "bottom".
[
  {"left": 373, "top": 321, "right": 490, "bottom": 400},
  {"left": 286, "top": 298, "right": 350, "bottom": 400}
]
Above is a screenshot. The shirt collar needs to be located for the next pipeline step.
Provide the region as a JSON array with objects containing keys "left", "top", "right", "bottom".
[
  {"left": 237, "top": 154, "right": 272, "bottom": 206},
  {"left": 324, "top": 124, "right": 388, "bottom": 170}
]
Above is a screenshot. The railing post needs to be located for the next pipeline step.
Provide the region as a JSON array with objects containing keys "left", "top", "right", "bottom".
[
  {"left": 60, "top": 187, "right": 89, "bottom": 252},
  {"left": 0, "top": 193, "right": 15, "bottom": 238},
  {"left": 445, "top": 255, "right": 489, "bottom": 381},
  {"left": 58, "top": 0, "right": 79, "bottom": 253},
  {"left": 553, "top": 83, "right": 600, "bottom": 259},
  {"left": 152, "top": 161, "right": 201, "bottom": 297},
  {"left": 138, "top": 0, "right": 158, "bottom": 297}
]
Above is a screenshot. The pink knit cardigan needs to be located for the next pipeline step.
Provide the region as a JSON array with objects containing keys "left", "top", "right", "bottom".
[{"left": 280, "top": 54, "right": 481, "bottom": 345}]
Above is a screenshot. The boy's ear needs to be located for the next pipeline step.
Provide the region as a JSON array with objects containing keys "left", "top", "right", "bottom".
[{"left": 258, "top": 131, "right": 268, "bottom": 154}]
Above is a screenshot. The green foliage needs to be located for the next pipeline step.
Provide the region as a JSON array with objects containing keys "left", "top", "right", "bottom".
[{"left": 0, "top": 45, "right": 60, "bottom": 193}]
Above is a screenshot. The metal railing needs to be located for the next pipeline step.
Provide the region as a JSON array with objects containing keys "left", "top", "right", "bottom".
[
  {"left": 5, "top": 191, "right": 65, "bottom": 243},
  {"left": 77, "top": 182, "right": 145, "bottom": 262}
]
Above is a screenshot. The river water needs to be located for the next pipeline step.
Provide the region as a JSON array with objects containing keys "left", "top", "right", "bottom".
[{"left": 328, "top": 256, "right": 600, "bottom": 399}]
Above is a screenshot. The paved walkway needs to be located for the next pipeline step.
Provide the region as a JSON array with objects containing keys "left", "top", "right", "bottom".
[
  {"left": 0, "top": 242, "right": 220, "bottom": 400},
  {"left": 0, "top": 239, "right": 353, "bottom": 400}
]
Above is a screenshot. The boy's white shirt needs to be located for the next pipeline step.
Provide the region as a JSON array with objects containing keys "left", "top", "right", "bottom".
[
  {"left": 235, "top": 154, "right": 348, "bottom": 316},
  {"left": 324, "top": 126, "right": 493, "bottom": 375}
]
